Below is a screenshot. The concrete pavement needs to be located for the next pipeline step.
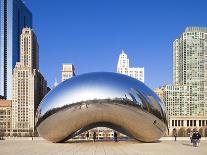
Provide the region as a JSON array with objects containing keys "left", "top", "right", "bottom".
[{"left": 0, "top": 139, "right": 207, "bottom": 155}]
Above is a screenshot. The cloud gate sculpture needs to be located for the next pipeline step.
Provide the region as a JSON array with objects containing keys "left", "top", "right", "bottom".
[{"left": 36, "top": 72, "right": 168, "bottom": 143}]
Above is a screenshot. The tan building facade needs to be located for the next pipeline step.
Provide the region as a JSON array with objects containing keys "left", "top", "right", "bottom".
[
  {"left": 169, "top": 116, "right": 207, "bottom": 137},
  {"left": 61, "top": 64, "right": 75, "bottom": 82},
  {"left": 155, "top": 85, "right": 207, "bottom": 136},
  {"left": 12, "top": 28, "right": 47, "bottom": 136},
  {"left": 0, "top": 99, "right": 12, "bottom": 136}
]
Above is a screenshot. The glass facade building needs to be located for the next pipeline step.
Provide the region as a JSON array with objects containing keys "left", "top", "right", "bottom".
[{"left": 0, "top": 0, "right": 32, "bottom": 99}]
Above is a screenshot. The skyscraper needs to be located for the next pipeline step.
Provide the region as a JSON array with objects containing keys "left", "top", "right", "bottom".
[
  {"left": 154, "top": 27, "right": 207, "bottom": 137},
  {"left": 173, "top": 27, "right": 207, "bottom": 116},
  {"left": 117, "top": 50, "right": 144, "bottom": 82},
  {"left": 0, "top": 0, "right": 32, "bottom": 99},
  {"left": 12, "top": 28, "right": 47, "bottom": 136},
  {"left": 61, "top": 64, "right": 75, "bottom": 82}
]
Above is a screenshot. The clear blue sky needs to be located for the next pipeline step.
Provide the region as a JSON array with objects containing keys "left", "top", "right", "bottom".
[{"left": 24, "top": 0, "right": 207, "bottom": 89}]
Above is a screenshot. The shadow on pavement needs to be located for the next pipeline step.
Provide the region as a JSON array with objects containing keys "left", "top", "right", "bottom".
[
  {"left": 182, "top": 143, "right": 193, "bottom": 147},
  {"left": 63, "top": 139, "right": 162, "bottom": 144}
]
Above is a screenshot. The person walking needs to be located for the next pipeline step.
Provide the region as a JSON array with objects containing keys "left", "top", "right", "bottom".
[
  {"left": 196, "top": 131, "right": 201, "bottom": 146},
  {"left": 192, "top": 131, "right": 197, "bottom": 146},
  {"left": 192, "top": 131, "right": 201, "bottom": 147},
  {"left": 173, "top": 129, "right": 177, "bottom": 141},
  {"left": 113, "top": 131, "right": 118, "bottom": 142},
  {"left": 189, "top": 131, "right": 193, "bottom": 143},
  {"left": 86, "top": 131, "right": 89, "bottom": 140},
  {"left": 93, "top": 132, "right": 96, "bottom": 142}
]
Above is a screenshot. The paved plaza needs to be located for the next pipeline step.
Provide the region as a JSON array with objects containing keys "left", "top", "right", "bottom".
[{"left": 0, "top": 139, "right": 207, "bottom": 155}]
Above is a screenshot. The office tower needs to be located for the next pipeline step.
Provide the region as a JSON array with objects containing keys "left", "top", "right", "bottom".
[
  {"left": 0, "top": 0, "right": 32, "bottom": 99},
  {"left": 12, "top": 28, "right": 47, "bottom": 136},
  {"left": 173, "top": 27, "right": 207, "bottom": 116},
  {"left": 0, "top": 99, "right": 11, "bottom": 136},
  {"left": 154, "top": 27, "right": 207, "bottom": 137},
  {"left": 61, "top": 64, "right": 75, "bottom": 82},
  {"left": 117, "top": 50, "right": 144, "bottom": 82}
]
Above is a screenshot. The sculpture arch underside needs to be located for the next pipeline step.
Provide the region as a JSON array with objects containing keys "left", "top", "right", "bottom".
[{"left": 37, "top": 102, "right": 167, "bottom": 143}]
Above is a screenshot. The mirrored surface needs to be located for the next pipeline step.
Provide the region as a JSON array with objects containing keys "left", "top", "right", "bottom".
[{"left": 36, "top": 72, "right": 168, "bottom": 142}]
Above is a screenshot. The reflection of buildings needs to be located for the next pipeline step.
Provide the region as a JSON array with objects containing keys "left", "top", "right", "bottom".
[
  {"left": 155, "top": 27, "right": 207, "bottom": 137},
  {"left": 117, "top": 50, "right": 144, "bottom": 82},
  {"left": 77, "top": 128, "right": 127, "bottom": 140},
  {"left": 0, "top": 0, "right": 32, "bottom": 99},
  {"left": 12, "top": 28, "right": 47, "bottom": 136},
  {"left": 0, "top": 99, "right": 12, "bottom": 136},
  {"left": 61, "top": 64, "right": 75, "bottom": 82}
]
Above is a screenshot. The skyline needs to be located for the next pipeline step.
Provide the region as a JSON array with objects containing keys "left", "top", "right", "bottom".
[{"left": 23, "top": 0, "right": 207, "bottom": 89}]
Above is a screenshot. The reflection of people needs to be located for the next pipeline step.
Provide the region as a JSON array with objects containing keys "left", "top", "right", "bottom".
[
  {"left": 93, "top": 132, "right": 96, "bottom": 142},
  {"left": 114, "top": 131, "right": 118, "bottom": 142},
  {"left": 173, "top": 129, "right": 177, "bottom": 141},
  {"left": 192, "top": 131, "right": 201, "bottom": 147},
  {"left": 86, "top": 131, "right": 89, "bottom": 140}
]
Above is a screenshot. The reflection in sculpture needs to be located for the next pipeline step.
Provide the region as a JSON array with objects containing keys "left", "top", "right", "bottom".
[{"left": 36, "top": 72, "right": 168, "bottom": 143}]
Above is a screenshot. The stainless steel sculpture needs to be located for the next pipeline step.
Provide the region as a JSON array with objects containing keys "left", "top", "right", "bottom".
[{"left": 36, "top": 72, "right": 168, "bottom": 143}]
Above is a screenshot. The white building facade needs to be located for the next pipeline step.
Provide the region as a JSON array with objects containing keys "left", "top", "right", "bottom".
[{"left": 117, "top": 51, "right": 144, "bottom": 82}]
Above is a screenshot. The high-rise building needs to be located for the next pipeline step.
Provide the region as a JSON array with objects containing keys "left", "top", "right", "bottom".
[
  {"left": 155, "top": 27, "right": 207, "bottom": 137},
  {"left": 0, "top": 99, "right": 12, "bottom": 136},
  {"left": 12, "top": 28, "right": 47, "bottom": 136},
  {"left": 173, "top": 27, "right": 207, "bottom": 116},
  {"left": 117, "top": 50, "right": 144, "bottom": 82},
  {"left": 0, "top": 0, "right": 32, "bottom": 99},
  {"left": 61, "top": 64, "right": 75, "bottom": 82}
]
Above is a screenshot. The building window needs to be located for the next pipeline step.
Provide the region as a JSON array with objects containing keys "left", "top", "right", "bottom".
[
  {"left": 202, "top": 120, "right": 205, "bottom": 126},
  {"left": 199, "top": 120, "right": 201, "bottom": 126},
  {"left": 190, "top": 120, "right": 193, "bottom": 126},
  {"left": 181, "top": 120, "right": 184, "bottom": 126},
  {"left": 194, "top": 120, "right": 196, "bottom": 126}
]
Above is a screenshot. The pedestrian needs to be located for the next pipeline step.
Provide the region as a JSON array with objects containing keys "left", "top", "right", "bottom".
[
  {"left": 173, "top": 129, "right": 177, "bottom": 141},
  {"left": 189, "top": 131, "right": 193, "bottom": 143},
  {"left": 192, "top": 131, "right": 201, "bottom": 147},
  {"left": 114, "top": 131, "right": 118, "bottom": 142},
  {"left": 86, "top": 131, "right": 89, "bottom": 140},
  {"left": 93, "top": 132, "right": 96, "bottom": 142},
  {"left": 196, "top": 131, "right": 202, "bottom": 146}
]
